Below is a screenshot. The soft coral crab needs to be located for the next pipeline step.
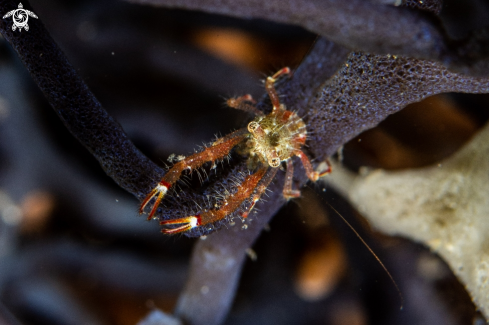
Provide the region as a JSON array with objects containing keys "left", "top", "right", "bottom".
[{"left": 140, "top": 68, "right": 330, "bottom": 234}]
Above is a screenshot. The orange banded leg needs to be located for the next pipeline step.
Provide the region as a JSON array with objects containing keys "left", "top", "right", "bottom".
[
  {"left": 160, "top": 167, "right": 270, "bottom": 234},
  {"left": 227, "top": 94, "right": 263, "bottom": 116},
  {"left": 241, "top": 167, "right": 278, "bottom": 218},
  {"left": 265, "top": 67, "right": 291, "bottom": 113},
  {"left": 294, "top": 150, "right": 322, "bottom": 182},
  {"left": 283, "top": 158, "right": 301, "bottom": 199},
  {"left": 318, "top": 158, "right": 332, "bottom": 177},
  {"left": 139, "top": 181, "right": 171, "bottom": 220},
  {"left": 139, "top": 128, "right": 249, "bottom": 220}
]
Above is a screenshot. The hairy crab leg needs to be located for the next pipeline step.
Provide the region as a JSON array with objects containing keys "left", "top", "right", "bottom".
[
  {"left": 318, "top": 158, "right": 332, "bottom": 177},
  {"left": 140, "top": 128, "right": 249, "bottom": 219},
  {"left": 265, "top": 67, "right": 291, "bottom": 113},
  {"left": 293, "top": 150, "right": 333, "bottom": 182},
  {"left": 227, "top": 94, "right": 263, "bottom": 116},
  {"left": 140, "top": 182, "right": 172, "bottom": 220},
  {"left": 294, "top": 150, "right": 321, "bottom": 182},
  {"left": 283, "top": 158, "right": 301, "bottom": 199},
  {"left": 160, "top": 167, "right": 271, "bottom": 234},
  {"left": 241, "top": 167, "right": 279, "bottom": 218}
]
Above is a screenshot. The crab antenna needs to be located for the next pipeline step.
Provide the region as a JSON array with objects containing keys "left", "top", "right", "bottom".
[{"left": 325, "top": 202, "right": 404, "bottom": 310}]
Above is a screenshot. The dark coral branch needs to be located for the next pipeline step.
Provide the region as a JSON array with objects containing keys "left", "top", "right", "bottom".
[
  {"left": 3, "top": 1, "right": 489, "bottom": 325},
  {"left": 173, "top": 38, "right": 349, "bottom": 325},
  {"left": 308, "top": 52, "right": 489, "bottom": 159},
  {"left": 125, "top": 0, "right": 489, "bottom": 76},
  {"left": 402, "top": 0, "right": 442, "bottom": 14},
  {"left": 125, "top": 0, "right": 445, "bottom": 58},
  {"left": 0, "top": 0, "right": 163, "bottom": 199}
]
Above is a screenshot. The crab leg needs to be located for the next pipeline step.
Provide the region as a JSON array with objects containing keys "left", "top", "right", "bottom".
[
  {"left": 160, "top": 167, "right": 271, "bottom": 234},
  {"left": 283, "top": 158, "right": 301, "bottom": 199},
  {"left": 293, "top": 150, "right": 332, "bottom": 182},
  {"left": 140, "top": 128, "right": 249, "bottom": 219},
  {"left": 318, "top": 158, "right": 332, "bottom": 177},
  {"left": 241, "top": 167, "right": 278, "bottom": 218},
  {"left": 265, "top": 67, "right": 291, "bottom": 113},
  {"left": 227, "top": 94, "right": 263, "bottom": 116}
]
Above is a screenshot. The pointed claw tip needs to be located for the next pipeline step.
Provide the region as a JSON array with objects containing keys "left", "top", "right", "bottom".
[
  {"left": 318, "top": 169, "right": 331, "bottom": 178},
  {"left": 160, "top": 215, "right": 201, "bottom": 234}
]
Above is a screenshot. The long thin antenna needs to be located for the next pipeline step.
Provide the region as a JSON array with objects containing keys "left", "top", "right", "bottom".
[{"left": 325, "top": 202, "right": 404, "bottom": 310}]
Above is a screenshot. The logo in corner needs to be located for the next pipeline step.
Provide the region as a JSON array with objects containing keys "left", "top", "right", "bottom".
[{"left": 3, "top": 3, "right": 38, "bottom": 32}]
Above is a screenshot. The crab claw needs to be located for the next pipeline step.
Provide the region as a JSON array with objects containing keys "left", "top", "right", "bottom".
[
  {"left": 241, "top": 197, "right": 260, "bottom": 219},
  {"left": 139, "top": 181, "right": 171, "bottom": 220},
  {"left": 270, "top": 67, "right": 291, "bottom": 80},
  {"left": 160, "top": 215, "right": 202, "bottom": 235},
  {"left": 283, "top": 189, "right": 301, "bottom": 200},
  {"left": 318, "top": 159, "right": 333, "bottom": 178}
]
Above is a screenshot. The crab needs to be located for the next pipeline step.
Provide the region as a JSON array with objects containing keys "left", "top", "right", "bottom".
[{"left": 139, "top": 67, "right": 330, "bottom": 234}]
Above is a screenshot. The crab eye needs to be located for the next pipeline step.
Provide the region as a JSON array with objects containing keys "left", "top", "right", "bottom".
[
  {"left": 248, "top": 121, "right": 259, "bottom": 133},
  {"left": 269, "top": 157, "right": 281, "bottom": 168}
]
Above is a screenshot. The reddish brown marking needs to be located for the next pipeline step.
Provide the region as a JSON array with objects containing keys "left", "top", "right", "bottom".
[
  {"left": 195, "top": 214, "right": 202, "bottom": 225},
  {"left": 242, "top": 94, "right": 255, "bottom": 103},
  {"left": 295, "top": 150, "right": 320, "bottom": 181},
  {"left": 162, "top": 225, "right": 191, "bottom": 234},
  {"left": 159, "top": 180, "right": 171, "bottom": 188},
  {"left": 294, "top": 134, "right": 307, "bottom": 146},
  {"left": 282, "top": 110, "right": 293, "bottom": 120},
  {"left": 318, "top": 159, "right": 332, "bottom": 177},
  {"left": 139, "top": 188, "right": 156, "bottom": 214}
]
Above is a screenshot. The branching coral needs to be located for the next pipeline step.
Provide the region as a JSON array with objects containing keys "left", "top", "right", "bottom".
[{"left": 0, "top": 0, "right": 489, "bottom": 324}]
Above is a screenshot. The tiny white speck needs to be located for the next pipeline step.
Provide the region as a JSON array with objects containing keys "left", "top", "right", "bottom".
[
  {"left": 189, "top": 216, "right": 198, "bottom": 228},
  {"left": 246, "top": 248, "right": 257, "bottom": 261},
  {"left": 201, "top": 286, "right": 209, "bottom": 295},
  {"left": 156, "top": 184, "right": 168, "bottom": 194}
]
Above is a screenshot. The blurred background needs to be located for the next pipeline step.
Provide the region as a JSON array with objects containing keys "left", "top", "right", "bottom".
[{"left": 0, "top": 0, "right": 489, "bottom": 324}]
